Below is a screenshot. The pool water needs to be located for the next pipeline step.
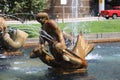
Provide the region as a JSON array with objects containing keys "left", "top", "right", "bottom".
[{"left": 0, "top": 42, "right": 120, "bottom": 80}]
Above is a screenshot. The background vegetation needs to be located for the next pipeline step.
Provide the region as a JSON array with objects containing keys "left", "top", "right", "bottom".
[
  {"left": 0, "top": 0, "right": 48, "bottom": 14},
  {"left": 0, "top": 0, "right": 49, "bottom": 21}
]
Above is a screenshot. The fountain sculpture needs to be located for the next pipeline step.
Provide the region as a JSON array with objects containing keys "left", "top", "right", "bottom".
[
  {"left": 0, "top": 17, "right": 28, "bottom": 57},
  {"left": 30, "top": 12, "right": 95, "bottom": 74}
]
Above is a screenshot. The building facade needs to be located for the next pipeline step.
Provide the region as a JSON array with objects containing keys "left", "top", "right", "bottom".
[
  {"left": 46, "top": 0, "right": 120, "bottom": 19},
  {"left": 46, "top": 0, "right": 91, "bottom": 19}
]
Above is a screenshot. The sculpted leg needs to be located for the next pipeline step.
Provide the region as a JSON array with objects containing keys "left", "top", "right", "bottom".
[
  {"left": 30, "top": 47, "right": 62, "bottom": 68},
  {"left": 50, "top": 45, "right": 88, "bottom": 68}
]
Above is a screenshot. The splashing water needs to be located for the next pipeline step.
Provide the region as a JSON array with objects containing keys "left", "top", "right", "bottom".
[
  {"left": 63, "top": 0, "right": 82, "bottom": 49},
  {"left": 71, "top": 0, "right": 79, "bottom": 37},
  {"left": 85, "top": 54, "right": 103, "bottom": 60}
]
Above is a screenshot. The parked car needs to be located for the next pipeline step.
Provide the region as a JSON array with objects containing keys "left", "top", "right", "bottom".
[{"left": 100, "top": 6, "right": 120, "bottom": 19}]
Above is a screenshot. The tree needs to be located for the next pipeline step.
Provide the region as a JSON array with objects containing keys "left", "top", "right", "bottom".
[{"left": 0, "top": 0, "right": 49, "bottom": 14}]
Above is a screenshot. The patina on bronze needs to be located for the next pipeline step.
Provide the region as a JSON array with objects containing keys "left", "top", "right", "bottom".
[
  {"left": 30, "top": 12, "right": 95, "bottom": 74},
  {"left": 0, "top": 17, "right": 28, "bottom": 56}
]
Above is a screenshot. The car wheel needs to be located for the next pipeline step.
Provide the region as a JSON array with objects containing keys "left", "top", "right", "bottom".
[
  {"left": 112, "top": 14, "right": 117, "bottom": 19},
  {"left": 105, "top": 17, "right": 109, "bottom": 19}
]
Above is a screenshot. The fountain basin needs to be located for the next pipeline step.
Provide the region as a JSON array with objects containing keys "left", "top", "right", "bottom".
[
  {"left": 24, "top": 38, "right": 120, "bottom": 48},
  {"left": 0, "top": 40, "right": 120, "bottom": 80}
]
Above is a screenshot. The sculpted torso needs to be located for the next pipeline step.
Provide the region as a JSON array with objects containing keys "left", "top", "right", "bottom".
[{"left": 41, "top": 20, "right": 66, "bottom": 60}]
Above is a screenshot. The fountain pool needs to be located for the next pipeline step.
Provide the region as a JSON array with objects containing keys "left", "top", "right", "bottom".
[{"left": 0, "top": 42, "right": 120, "bottom": 80}]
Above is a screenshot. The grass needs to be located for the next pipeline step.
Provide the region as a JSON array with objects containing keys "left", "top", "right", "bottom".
[
  {"left": 58, "top": 19, "right": 120, "bottom": 33},
  {"left": 85, "top": 19, "right": 120, "bottom": 33},
  {"left": 8, "top": 19, "right": 120, "bottom": 38}
]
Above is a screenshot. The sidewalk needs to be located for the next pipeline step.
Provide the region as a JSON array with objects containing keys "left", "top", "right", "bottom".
[
  {"left": 57, "top": 17, "right": 105, "bottom": 23},
  {"left": 6, "top": 17, "right": 105, "bottom": 24}
]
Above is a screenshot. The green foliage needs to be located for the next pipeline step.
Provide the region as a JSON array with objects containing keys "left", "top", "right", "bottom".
[{"left": 0, "top": 0, "right": 49, "bottom": 14}]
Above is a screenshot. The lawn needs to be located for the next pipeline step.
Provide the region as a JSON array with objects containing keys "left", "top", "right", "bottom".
[
  {"left": 8, "top": 19, "right": 120, "bottom": 38},
  {"left": 58, "top": 19, "right": 120, "bottom": 33}
]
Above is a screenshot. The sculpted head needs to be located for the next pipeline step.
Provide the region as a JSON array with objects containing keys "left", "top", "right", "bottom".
[
  {"left": 36, "top": 12, "right": 49, "bottom": 24},
  {"left": 0, "top": 17, "right": 7, "bottom": 32},
  {"left": 0, "top": 17, "right": 7, "bottom": 38}
]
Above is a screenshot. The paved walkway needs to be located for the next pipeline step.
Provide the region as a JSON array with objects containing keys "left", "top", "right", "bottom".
[
  {"left": 6, "top": 17, "right": 105, "bottom": 24},
  {"left": 57, "top": 17, "right": 105, "bottom": 23}
]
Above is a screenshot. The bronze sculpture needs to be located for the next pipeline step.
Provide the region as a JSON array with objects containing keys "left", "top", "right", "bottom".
[
  {"left": 30, "top": 12, "right": 95, "bottom": 74},
  {"left": 0, "top": 17, "right": 28, "bottom": 56}
]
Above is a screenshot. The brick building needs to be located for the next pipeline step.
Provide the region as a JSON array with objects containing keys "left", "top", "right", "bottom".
[
  {"left": 45, "top": 0, "right": 120, "bottom": 19},
  {"left": 46, "top": 0, "right": 91, "bottom": 19}
]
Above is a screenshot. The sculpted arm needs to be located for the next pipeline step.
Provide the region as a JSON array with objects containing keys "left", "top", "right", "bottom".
[{"left": 3, "top": 29, "right": 28, "bottom": 48}]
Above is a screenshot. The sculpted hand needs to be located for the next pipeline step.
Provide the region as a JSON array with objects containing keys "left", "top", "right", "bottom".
[
  {"left": 52, "top": 40, "right": 58, "bottom": 47},
  {"left": 3, "top": 33, "right": 10, "bottom": 41}
]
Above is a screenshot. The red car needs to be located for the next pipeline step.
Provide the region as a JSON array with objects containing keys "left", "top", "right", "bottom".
[{"left": 100, "top": 6, "right": 120, "bottom": 19}]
